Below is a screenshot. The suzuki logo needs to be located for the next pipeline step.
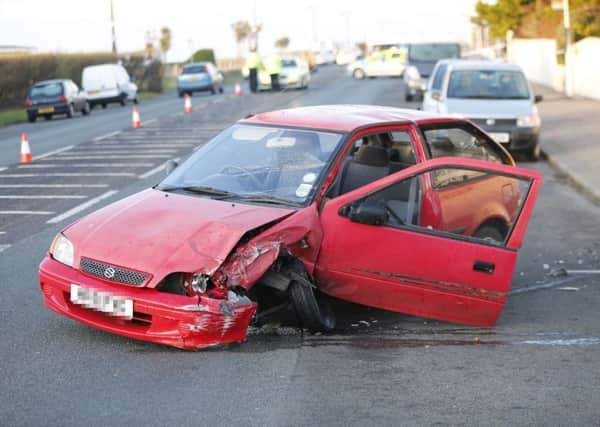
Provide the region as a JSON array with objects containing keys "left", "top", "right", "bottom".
[
  {"left": 104, "top": 267, "right": 116, "bottom": 279},
  {"left": 486, "top": 118, "right": 496, "bottom": 126}
]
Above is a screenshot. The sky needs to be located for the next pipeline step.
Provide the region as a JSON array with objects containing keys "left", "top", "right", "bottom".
[{"left": 0, "top": 0, "right": 479, "bottom": 62}]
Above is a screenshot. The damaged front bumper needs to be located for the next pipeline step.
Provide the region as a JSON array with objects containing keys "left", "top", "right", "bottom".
[{"left": 39, "top": 256, "right": 256, "bottom": 350}]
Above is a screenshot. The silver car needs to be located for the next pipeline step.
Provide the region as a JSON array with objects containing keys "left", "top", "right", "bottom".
[{"left": 422, "top": 60, "right": 543, "bottom": 160}]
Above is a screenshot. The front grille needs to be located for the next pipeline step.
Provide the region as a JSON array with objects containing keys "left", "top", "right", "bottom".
[
  {"left": 470, "top": 118, "right": 517, "bottom": 128},
  {"left": 80, "top": 257, "right": 148, "bottom": 286}
]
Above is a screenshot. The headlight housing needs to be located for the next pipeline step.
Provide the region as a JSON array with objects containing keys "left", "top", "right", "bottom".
[
  {"left": 517, "top": 108, "right": 541, "bottom": 128},
  {"left": 50, "top": 233, "right": 74, "bottom": 267}
]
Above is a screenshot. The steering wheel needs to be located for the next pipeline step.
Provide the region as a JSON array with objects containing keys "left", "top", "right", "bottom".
[{"left": 219, "top": 165, "right": 263, "bottom": 189}]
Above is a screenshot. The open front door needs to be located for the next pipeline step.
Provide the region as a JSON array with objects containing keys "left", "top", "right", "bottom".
[{"left": 315, "top": 157, "right": 542, "bottom": 327}]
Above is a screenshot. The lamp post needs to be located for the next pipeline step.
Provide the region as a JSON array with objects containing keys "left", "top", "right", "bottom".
[
  {"left": 552, "top": 0, "right": 573, "bottom": 96},
  {"left": 110, "top": 0, "right": 117, "bottom": 54}
]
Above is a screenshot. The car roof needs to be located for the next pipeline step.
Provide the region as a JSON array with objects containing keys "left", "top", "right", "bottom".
[
  {"left": 438, "top": 59, "right": 524, "bottom": 72},
  {"left": 240, "top": 105, "right": 460, "bottom": 132},
  {"left": 185, "top": 62, "right": 210, "bottom": 67},
  {"left": 33, "top": 79, "right": 68, "bottom": 86}
]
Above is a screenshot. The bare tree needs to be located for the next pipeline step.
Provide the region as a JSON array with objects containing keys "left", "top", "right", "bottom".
[
  {"left": 275, "top": 36, "right": 290, "bottom": 50},
  {"left": 231, "top": 21, "right": 252, "bottom": 58},
  {"left": 160, "top": 26, "right": 171, "bottom": 63}
]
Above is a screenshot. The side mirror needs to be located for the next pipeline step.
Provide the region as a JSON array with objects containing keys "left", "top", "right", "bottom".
[
  {"left": 431, "top": 91, "right": 441, "bottom": 102},
  {"left": 534, "top": 94, "right": 543, "bottom": 103},
  {"left": 344, "top": 199, "right": 388, "bottom": 226},
  {"left": 164, "top": 159, "right": 179, "bottom": 176}
]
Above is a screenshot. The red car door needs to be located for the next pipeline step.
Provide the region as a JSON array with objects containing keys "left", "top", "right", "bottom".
[{"left": 315, "top": 157, "right": 541, "bottom": 327}]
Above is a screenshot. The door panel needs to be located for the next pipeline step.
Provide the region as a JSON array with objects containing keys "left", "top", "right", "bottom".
[{"left": 315, "top": 157, "right": 541, "bottom": 326}]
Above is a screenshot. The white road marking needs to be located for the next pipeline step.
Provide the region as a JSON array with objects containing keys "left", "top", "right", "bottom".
[
  {"left": 0, "top": 210, "right": 55, "bottom": 215},
  {"left": 0, "top": 244, "right": 11, "bottom": 253},
  {"left": 47, "top": 155, "right": 172, "bottom": 160},
  {"left": 0, "top": 173, "right": 135, "bottom": 177},
  {"left": 0, "top": 184, "right": 109, "bottom": 188},
  {"left": 138, "top": 157, "right": 180, "bottom": 179},
  {"left": 0, "top": 195, "right": 87, "bottom": 199},
  {"left": 55, "top": 150, "right": 178, "bottom": 155},
  {"left": 18, "top": 163, "right": 155, "bottom": 168},
  {"left": 32, "top": 145, "right": 75, "bottom": 160},
  {"left": 0, "top": 231, "right": 6, "bottom": 234},
  {"left": 93, "top": 130, "right": 122, "bottom": 141},
  {"left": 0, "top": 167, "right": 6, "bottom": 172},
  {"left": 521, "top": 338, "right": 600, "bottom": 346},
  {"left": 144, "top": 118, "right": 158, "bottom": 125},
  {"left": 91, "top": 143, "right": 194, "bottom": 148},
  {"left": 47, "top": 190, "right": 118, "bottom": 224}
]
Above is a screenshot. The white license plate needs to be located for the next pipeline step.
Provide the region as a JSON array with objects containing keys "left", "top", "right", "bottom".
[
  {"left": 70, "top": 284, "right": 133, "bottom": 319},
  {"left": 490, "top": 132, "right": 510, "bottom": 143}
]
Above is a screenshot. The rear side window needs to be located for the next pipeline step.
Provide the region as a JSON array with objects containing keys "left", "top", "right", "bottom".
[
  {"left": 431, "top": 64, "right": 447, "bottom": 91},
  {"left": 420, "top": 124, "right": 508, "bottom": 164},
  {"left": 30, "top": 83, "right": 63, "bottom": 97},
  {"left": 183, "top": 65, "right": 208, "bottom": 74}
]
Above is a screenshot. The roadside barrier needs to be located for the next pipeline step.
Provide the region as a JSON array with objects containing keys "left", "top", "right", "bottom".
[
  {"left": 184, "top": 94, "right": 192, "bottom": 113},
  {"left": 20, "top": 132, "right": 32, "bottom": 163},
  {"left": 131, "top": 105, "right": 142, "bottom": 128}
]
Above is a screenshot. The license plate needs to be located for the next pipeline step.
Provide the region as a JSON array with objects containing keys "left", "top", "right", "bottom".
[
  {"left": 88, "top": 90, "right": 99, "bottom": 96},
  {"left": 70, "top": 284, "right": 133, "bottom": 319},
  {"left": 490, "top": 132, "right": 510, "bottom": 143},
  {"left": 38, "top": 106, "right": 54, "bottom": 114}
]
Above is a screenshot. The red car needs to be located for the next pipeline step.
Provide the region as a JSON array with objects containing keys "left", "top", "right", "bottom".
[{"left": 39, "top": 106, "right": 541, "bottom": 350}]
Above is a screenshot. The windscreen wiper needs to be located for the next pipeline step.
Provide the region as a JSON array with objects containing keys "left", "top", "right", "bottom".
[
  {"left": 231, "top": 194, "right": 302, "bottom": 207},
  {"left": 160, "top": 185, "right": 238, "bottom": 198}
]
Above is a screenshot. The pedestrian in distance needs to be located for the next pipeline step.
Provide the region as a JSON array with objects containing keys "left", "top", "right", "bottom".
[
  {"left": 266, "top": 53, "right": 282, "bottom": 91},
  {"left": 245, "top": 48, "right": 262, "bottom": 93}
]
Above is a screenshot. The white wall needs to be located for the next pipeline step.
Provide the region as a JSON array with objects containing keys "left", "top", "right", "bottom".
[
  {"left": 506, "top": 38, "right": 563, "bottom": 91},
  {"left": 570, "top": 37, "right": 600, "bottom": 101}
]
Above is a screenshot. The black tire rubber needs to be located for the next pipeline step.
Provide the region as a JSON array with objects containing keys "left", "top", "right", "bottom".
[
  {"left": 210, "top": 87, "right": 216, "bottom": 95},
  {"left": 81, "top": 102, "right": 90, "bottom": 115},
  {"left": 119, "top": 97, "right": 126, "bottom": 106},
  {"left": 66, "top": 104, "right": 74, "bottom": 118},
  {"left": 353, "top": 69, "right": 365, "bottom": 80},
  {"left": 178, "top": 91, "right": 184, "bottom": 98},
  {"left": 102, "top": 103, "right": 107, "bottom": 109},
  {"left": 525, "top": 142, "right": 541, "bottom": 162},
  {"left": 474, "top": 225, "right": 505, "bottom": 243},
  {"left": 218, "top": 85, "right": 224, "bottom": 94},
  {"left": 405, "top": 93, "right": 414, "bottom": 102},
  {"left": 44, "top": 114, "right": 53, "bottom": 120},
  {"left": 27, "top": 113, "right": 37, "bottom": 123},
  {"left": 133, "top": 97, "right": 139, "bottom": 105},
  {"left": 290, "top": 281, "right": 335, "bottom": 332}
]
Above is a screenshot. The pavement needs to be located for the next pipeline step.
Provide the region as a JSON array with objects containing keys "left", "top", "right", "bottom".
[{"left": 532, "top": 83, "right": 600, "bottom": 202}]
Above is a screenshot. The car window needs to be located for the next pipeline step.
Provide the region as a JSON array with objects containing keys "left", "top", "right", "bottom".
[
  {"left": 353, "top": 166, "right": 532, "bottom": 245},
  {"left": 431, "top": 64, "right": 447, "bottom": 91},
  {"left": 420, "top": 124, "right": 508, "bottom": 164},
  {"left": 408, "top": 44, "right": 460, "bottom": 62},
  {"left": 447, "top": 69, "right": 530, "bottom": 99},
  {"left": 30, "top": 82, "right": 64, "bottom": 97},
  {"left": 183, "top": 65, "right": 208, "bottom": 74}
]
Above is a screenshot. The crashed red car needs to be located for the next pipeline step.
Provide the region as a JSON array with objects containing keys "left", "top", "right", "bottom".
[{"left": 39, "top": 105, "right": 541, "bottom": 349}]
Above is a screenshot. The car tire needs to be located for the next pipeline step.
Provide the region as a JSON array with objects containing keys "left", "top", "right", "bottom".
[
  {"left": 474, "top": 225, "right": 505, "bottom": 243},
  {"left": 525, "top": 142, "right": 541, "bottom": 162},
  {"left": 290, "top": 281, "right": 335, "bottom": 332},
  {"left": 27, "top": 112, "right": 37, "bottom": 123},
  {"left": 44, "top": 114, "right": 53, "bottom": 121},
  {"left": 353, "top": 68, "right": 366, "bottom": 80},
  {"left": 66, "top": 104, "right": 74, "bottom": 118},
  {"left": 81, "top": 102, "right": 90, "bottom": 116},
  {"left": 405, "top": 93, "right": 414, "bottom": 102},
  {"left": 102, "top": 103, "right": 107, "bottom": 109},
  {"left": 210, "top": 86, "right": 216, "bottom": 95},
  {"left": 119, "top": 96, "right": 126, "bottom": 106},
  {"left": 133, "top": 97, "right": 139, "bottom": 105},
  {"left": 178, "top": 91, "right": 184, "bottom": 98},
  {"left": 218, "top": 85, "right": 224, "bottom": 94}
]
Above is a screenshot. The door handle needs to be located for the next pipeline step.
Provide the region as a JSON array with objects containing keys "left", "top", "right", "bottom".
[{"left": 473, "top": 260, "right": 495, "bottom": 274}]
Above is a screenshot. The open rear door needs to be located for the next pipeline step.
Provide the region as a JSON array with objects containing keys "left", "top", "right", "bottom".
[{"left": 315, "top": 157, "right": 541, "bottom": 327}]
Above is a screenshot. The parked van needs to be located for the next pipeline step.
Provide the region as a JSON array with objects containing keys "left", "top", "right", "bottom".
[{"left": 82, "top": 64, "right": 138, "bottom": 109}]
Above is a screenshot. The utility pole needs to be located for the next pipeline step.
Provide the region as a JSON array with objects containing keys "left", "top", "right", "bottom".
[
  {"left": 110, "top": 0, "right": 117, "bottom": 54},
  {"left": 563, "top": 0, "right": 573, "bottom": 97}
]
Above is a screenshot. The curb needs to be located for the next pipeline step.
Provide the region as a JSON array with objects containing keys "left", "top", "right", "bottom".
[{"left": 542, "top": 149, "right": 600, "bottom": 205}]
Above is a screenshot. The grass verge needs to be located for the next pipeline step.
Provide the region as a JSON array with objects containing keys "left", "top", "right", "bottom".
[{"left": 0, "top": 109, "right": 26, "bottom": 126}]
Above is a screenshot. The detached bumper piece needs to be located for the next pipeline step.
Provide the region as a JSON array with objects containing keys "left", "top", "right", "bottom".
[{"left": 39, "top": 256, "right": 256, "bottom": 350}]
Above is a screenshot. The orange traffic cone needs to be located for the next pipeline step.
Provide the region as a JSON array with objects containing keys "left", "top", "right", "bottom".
[
  {"left": 131, "top": 105, "right": 142, "bottom": 128},
  {"left": 184, "top": 94, "right": 192, "bottom": 113},
  {"left": 234, "top": 82, "right": 242, "bottom": 96},
  {"left": 20, "top": 132, "right": 32, "bottom": 163}
]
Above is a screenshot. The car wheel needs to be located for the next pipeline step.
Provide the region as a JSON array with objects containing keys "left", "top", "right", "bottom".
[
  {"left": 219, "top": 85, "right": 224, "bottom": 94},
  {"left": 27, "top": 112, "right": 37, "bottom": 123},
  {"left": 405, "top": 93, "right": 414, "bottom": 102},
  {"left": 474, "top": 225, "right": 505, "bottom": 243},
  {"left": 353, "top": 68, "right": 365, "bottom": 80},
  {"left": 44, "top": 114, "right": 53, "bottom": 121},
  {"left": 119, "top": 97, "right": 126, "bottom": 106},
  {"left": 81, "top": 102, "right": 90, "bottom": 115},
  {"left": 133, "top": 97, "right": 139, "bottom": 105},
  {"left": 290, "top": 281, "right": 335, "bottom": 332},
  {"left": 525, "top": 142, "right": 541, "bottom": 162},
  {"left": 210, "top": 86, "right": 216, "bottom": 95},
  {"left": 102, "top": 103, "right": 107, "bottom": 109},
  {"left": 178, "top": 91, "right": 184, "bottom": 98},
  {"left": 66, "top": 104, "right": 74, "bottom": 118}
]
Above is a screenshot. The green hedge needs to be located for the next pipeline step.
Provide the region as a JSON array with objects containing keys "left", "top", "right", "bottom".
[
  {"left": 0, "top": 52, "right": 163, "bottom": 110},
  {"left": 191, "top": 49, "right": 216, "bottom": 64}
]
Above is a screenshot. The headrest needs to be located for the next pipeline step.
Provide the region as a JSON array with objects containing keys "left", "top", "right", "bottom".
[{"left": 355, "top": 145, "right": 389, "bottom": 167}]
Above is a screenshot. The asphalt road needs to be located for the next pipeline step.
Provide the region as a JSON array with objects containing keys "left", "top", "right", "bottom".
[{"left": 1, "top": 66, "right": 599, "bottom": 426}]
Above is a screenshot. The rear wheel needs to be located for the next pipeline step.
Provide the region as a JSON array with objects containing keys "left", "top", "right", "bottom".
[
  {"left": 101, "top": 103, "right": 107, "bottom": 109},
  {"left": 405, "top": 93, "right": 414, "bottom": 102},
  {"left": 178, "top": 91, "right": 184, "bottom": 98},
  {"left": 290, "top": 281, "right": 335, "bottom": 332},
  {"left": 218, "top": 85, "right": 224, "bottom": 94},
  {"left": 353, "top": 68, "right": 366, "bottom": 80},
  {"left": 27, "top": 112, "right": 37, "bottom": 123},
  {"left": 210, "top": 86, "right": 216, "bottom": 95},
  {"left": 81, "top": 101, "right": 90, "bottom": 115},
  {"left": 43, "top": 114, "right": 53, "bottom": 121},
  {"left": 66, "top": 103, "right": 74, "bottom": 118}
]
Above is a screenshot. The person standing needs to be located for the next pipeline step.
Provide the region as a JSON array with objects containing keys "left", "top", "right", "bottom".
[
  {"left": 245, "top": 48, "right": 261, "bottom": 93},
  {"left": 265, "top": 53, "right": 282, "bottom": 91}
]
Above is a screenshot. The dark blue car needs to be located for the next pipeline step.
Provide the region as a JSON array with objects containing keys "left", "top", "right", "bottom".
[{"left": 25, "top": 79, "right": 90, "bottom": 122}]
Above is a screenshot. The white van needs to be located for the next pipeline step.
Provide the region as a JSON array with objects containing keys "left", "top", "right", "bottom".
[{"left": 82, "top": 64, "right": 138, "bottom": 109}]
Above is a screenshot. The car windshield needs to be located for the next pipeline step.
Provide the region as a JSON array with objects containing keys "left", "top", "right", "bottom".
[
  {"left": 30, "top": 82, "right": 63, "bottom": 98},
  {"left": 447, "top": 69, "right": 530, "bottom": 99},
  {"left": 158, "top": 124, "right": 344, "bottom": 205},
  {"left": 408, "top": 44, "right": 460, "bottom": 62},
  {"left": 183, "top": 65, "right": 207, "bottom": 74},
  {"left": 282, "top": 59, "right": 297, "bottom": 67}
]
